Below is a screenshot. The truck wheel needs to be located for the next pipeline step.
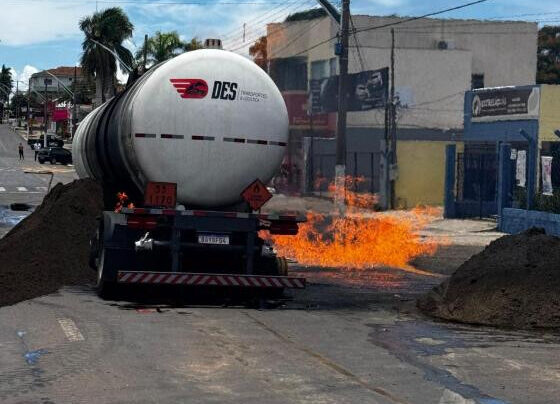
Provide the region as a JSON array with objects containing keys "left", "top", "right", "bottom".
[
  {"left": 88, "top": 228, "right": 100, "bottom": 270},
  {"left": 96, "top": 248, "right": 117, "bottom": 299}
]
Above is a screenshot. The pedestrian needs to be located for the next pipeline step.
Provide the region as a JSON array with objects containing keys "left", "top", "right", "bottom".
[
  {"left": 18, "top": 143, "right": 24, "bottom": 160},
  {"left": 33, "top": 142, "right": 41, "bottom": 161}
]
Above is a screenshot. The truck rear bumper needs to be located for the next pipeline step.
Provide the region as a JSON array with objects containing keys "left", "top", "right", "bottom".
[{"left": 117, "top": 271, "right": 306, "bottom": 289}]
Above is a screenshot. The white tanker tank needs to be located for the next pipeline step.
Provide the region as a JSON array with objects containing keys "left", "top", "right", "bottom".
[{"left": 73, "top": 49, "right": 288, "bottom": 208}]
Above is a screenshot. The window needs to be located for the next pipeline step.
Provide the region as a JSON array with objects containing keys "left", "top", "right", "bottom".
[
  {"left": 471, "top": 74, "right": 484, "bottom": 89},
  {"left": 269, "top": 57, "right": 307, "bottom": 91}
]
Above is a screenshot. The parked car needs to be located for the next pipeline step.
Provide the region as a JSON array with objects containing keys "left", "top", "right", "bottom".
[
  {"left": 37, "top": 147, "right": 73, "bottom": 165},
  {"left": 27, "top": 135, "right": 64, "bottom": 149}
]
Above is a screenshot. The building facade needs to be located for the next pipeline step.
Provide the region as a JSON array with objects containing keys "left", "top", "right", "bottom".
[
  {"left": 448, "top": 84, "right": 560, "bottom": 218},
  {"left": 266, "top": 14, "right": 538, "bottom": 207},
  {"left": 30, "top": 66, "right": 84, "bottom": 95}
]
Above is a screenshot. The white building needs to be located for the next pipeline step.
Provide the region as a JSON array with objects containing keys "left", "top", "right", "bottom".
[{"left": 30, "top": 66, "right": 84, "bottom": 95}]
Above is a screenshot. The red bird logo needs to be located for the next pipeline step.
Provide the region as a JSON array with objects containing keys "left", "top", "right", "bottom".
[{"left": 170, "top": 79, "right": 208, "bottom": 99}]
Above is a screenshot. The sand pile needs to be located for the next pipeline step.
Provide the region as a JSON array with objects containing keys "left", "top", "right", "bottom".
[
  {"left": 0, "top": 179, "right": 102, "bottom": 307},
  {"left": 418, "top": 228, "right": 560, "bottom": 329}
]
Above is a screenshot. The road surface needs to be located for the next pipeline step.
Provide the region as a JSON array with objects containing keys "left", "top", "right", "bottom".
[
  {"left": 0, "top": 123, "right": 558, "bottom": 403},
  {"left": 0, "top": 124, "right": 76, "bottom": 237}
]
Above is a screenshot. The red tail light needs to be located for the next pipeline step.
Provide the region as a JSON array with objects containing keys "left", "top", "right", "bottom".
[{"left": 127, "top": 215, "right": 157, "bottom": 229}]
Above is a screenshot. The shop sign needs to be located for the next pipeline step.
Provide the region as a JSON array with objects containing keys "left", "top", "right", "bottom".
[{"left": 471, "top": 87, "right": 540, "bottom": 122}]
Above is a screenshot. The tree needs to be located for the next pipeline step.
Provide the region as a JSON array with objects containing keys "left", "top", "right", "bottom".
[
  {"left": 136, "top": 31, "right": 184, "bottom": 66},
  {"left": 249, "top": 36, "right": 267, "bottom": 70},
  {"left": 284, "top": 8, "right": 327, "bottom": 22},
  {"left": 537, "top": 26, "right": 560, "bottom": 84},
  {"left": 9, "top": 93, "right": 27, "bottom": 116},
  {"left": 183, "top": 37, "right": 203, "bottom": 52},
  {"left": 79, "top": 7, "right": 134, "bottom": 104},
  {"left": 0, "top": 65, "right": 13, "bottom": 105}
]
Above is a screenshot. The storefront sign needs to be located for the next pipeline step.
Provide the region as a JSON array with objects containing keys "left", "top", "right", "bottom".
[
  {"left": 471, "top": 87, "right": 540, "bottom": 122},
  {"left": 310, "top": 67, "right": 389, "bottom": 114},
  {"left": 282, "top": 91, "right": 328, "bottom": 128},
  {"left": 541, "top": 156, "right": 553, "bottom": 196}
]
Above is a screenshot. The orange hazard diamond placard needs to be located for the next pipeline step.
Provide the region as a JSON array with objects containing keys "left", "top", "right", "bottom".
[{"left": 241, "top": 179, "right": 272, "bottom": 211}]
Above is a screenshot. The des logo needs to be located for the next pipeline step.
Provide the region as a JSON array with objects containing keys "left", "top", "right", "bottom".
[
  {"left": 212, "top": 81, "right": 238, "bottom": 101},
  {"left": 170, "top": 79, "right": 208, "bottom": 99}
]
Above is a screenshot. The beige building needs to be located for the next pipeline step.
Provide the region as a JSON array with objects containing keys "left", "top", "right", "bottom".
[{"left": 266, "top": 14, "right": 538, "bottom": 207}]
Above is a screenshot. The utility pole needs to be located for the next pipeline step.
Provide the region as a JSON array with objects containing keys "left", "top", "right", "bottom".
[
  {"left": 15, "top": 80, "right": 19, "bottom": 126},
  {"left": 388, "top": 28, "right": 397, "bottom": 209},
  {"left": 43, "top": 79, "right": 48, "bottom": 148},
  {"left": 334, "top": 0, "right": 350, "bottom": 214},
  {"left": 72, "top": 66, "right": 78, "bottom": 140},
  {"left": 26, "top": 78, "right": 30, "bottom": 140},
  {"left": 243, "top": 23, "right": 246, "bottom": 43}
]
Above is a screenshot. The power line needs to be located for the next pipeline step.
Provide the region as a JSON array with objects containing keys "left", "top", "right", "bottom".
[
  {"left": 285, "top": 0, "right": 493, "bottom": 58},
  {"left": 221, "top": 0, "right": 307, "bottom": 41},
  {"left": 265, "top": 17, "right": 325, "bottom": 58},
  {"left": 4, "top": 0, "right": 289, "bottom": 4},
  {"left": 353, "top": 0, "right": 491, "bottom": 35},
  {"left": 226, "top": 3, "right": 319, "bottom": 53},
  {"left": 225, "top": 1, "right": 317, "bottom": 51},
  {"left": 220, "top": 0, "right": 308, "bottom": 40}
]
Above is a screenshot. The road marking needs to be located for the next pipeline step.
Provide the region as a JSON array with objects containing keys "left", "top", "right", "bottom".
[
  {"left": 438, "top": 389, "right": 476, "bottom": 404},
  {"left": 57, "top": 318, "right": 85, "bottom": 342},
  {"left": 36, "top": 186, "right": 48, "bottom": 192},
  {"left": 0, "top": 187, "right": 5, "bottom": 192},
  {"left": 16, "top": 187, "right": 27, "bottom": 192}
]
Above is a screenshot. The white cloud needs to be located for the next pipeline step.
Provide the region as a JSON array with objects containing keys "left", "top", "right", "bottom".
[
  {"left": 1, "top": 2, "right": 94, "bottom": 46},
  {"left": 7, "top": 65, "right": 39, "bottom": 90}
]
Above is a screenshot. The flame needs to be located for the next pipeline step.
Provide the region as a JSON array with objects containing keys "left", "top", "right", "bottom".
[
  {"left": 114, "top": 191, "right": 131, "bottom": 213},
  {"left": 262, "top": 177, "right": 440, "bottom": 274}
]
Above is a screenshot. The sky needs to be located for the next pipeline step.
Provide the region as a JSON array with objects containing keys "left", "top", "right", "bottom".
[{"left": 0, "top": 0, "right": 559, "bottom": 89}]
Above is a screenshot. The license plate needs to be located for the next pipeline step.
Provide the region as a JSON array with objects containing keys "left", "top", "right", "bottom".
[{"left": 198, "top": 234, "right": 230, "bottom": 245}]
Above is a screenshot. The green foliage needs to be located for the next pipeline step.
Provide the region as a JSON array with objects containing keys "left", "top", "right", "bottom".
[
  {"left": 79, "top": 7, "right": 134, "bottom": 102},
  {"left": 285, "top": 8, "right": 327, "bottom": 22},
  {"left": 9, "top": 93, "right": 27, "bottom": 115},
  {"left": 537, "top": 25, "right": 560, "bottom": 84},
  {"left": 136, "top": 32, "right": 201, "bottom": 67},
  {"left": 0, "top": 65, "right": 13, "bottom": 104}
]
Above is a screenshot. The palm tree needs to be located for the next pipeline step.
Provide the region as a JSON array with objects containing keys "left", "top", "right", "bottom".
[
  {"left": 136, "top": 32, "right": 202, "bottom": 68},
  {"left": 0, "top": 65, "right": 13, "bottom": 105},
  {"left": 79, "top": 7, "right": 133, "bottom": 104}
]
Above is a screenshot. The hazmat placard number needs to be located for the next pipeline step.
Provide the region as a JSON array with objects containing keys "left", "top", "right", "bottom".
[{"left": 144, "top": 182, "right": 177, "bottom": 208}]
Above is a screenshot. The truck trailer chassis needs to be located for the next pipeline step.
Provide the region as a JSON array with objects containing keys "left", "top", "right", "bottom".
[{"left": 91, "top": 207, "right": 306, "bottom": 298}]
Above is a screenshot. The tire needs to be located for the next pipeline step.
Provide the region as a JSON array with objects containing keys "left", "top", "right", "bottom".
[
  {"left": 50, "top": 157, "right": 56, "bottom": 165},
  {"left": 256, "top": 255, "right": 286, "bottom": 298},
  {"left": 38, "top": 159, "right": 44, "bottom": 164},
  {"left": 96, "top": 248, "right": 118, "bottom": 299},
  {"left": 88, "top": 227, "right": 100, "bottom": 270}
]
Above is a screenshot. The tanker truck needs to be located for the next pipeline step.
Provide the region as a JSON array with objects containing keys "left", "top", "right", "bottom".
[{"left": 73, "top": 47, "right": 306, "bottom": 298}]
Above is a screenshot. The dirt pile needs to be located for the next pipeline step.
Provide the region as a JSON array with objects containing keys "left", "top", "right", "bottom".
[
  {"left": 418, "top": 228, "right": 560, "bottom": 329},
  {"left": 0, "top": 179, "right": 102, "bottom": 307}
]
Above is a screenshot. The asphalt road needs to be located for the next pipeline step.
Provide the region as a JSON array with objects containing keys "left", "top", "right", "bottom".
[
  {"left": 0, "top": 124, "right": 77, "bottom": 237},
  {"left": 0, "top": 123, "right": 559, "bottom": 403}
]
